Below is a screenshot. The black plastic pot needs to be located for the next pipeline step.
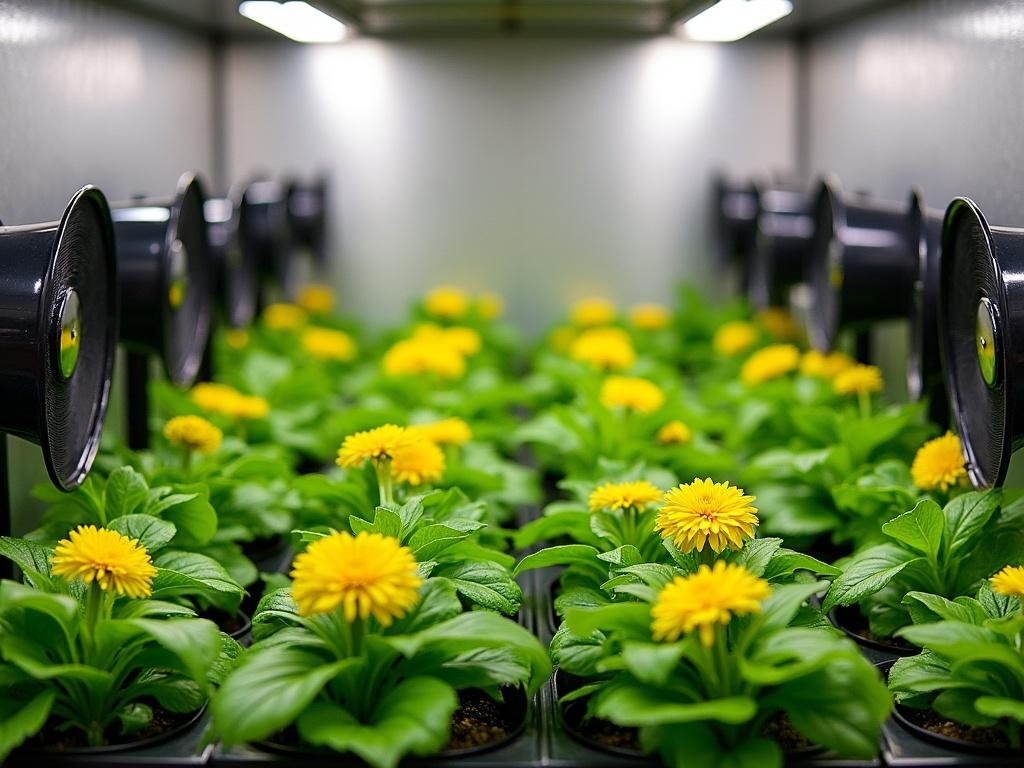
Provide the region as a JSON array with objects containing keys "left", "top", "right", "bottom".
[
  {"left": 828, "top": 605, "right": 916, "bottom": 665},
  {"left": 241, "top": 534, "right": 293, "bottom": 575},
  {"left": 877, "top": 660, "right": 1021, "bottom": 765},
  {"left": 7, "top": 706, "right": 211, "bottom": 766}
]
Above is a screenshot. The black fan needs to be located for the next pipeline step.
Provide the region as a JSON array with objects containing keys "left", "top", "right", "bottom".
[
  {"left": 0, "top": 187, "right": 117, "bottom": 564},
  {"left": 245, "top": 180, "right": 295, "bottom": 302},
  {"left": 287, "top": 176, "right": 328, "bottom": 273},
  {"left": 111, "top": 173, "right": 212, "bottom": 449},
  {"left": 907, "top": 203, "right": 948, "bottom": 425},
  {"left": 712, "top": 174, "right": 759, "bottom": 291},
  {"left": 940, "top": 198, "right": 1024, "bottom": 488},
  {"left": 747, "top": 187, "right": 813, "bottom": 309},
  {"left": 205, "top": 184, "right": 258, "bottom": 330},
  {"left": 805, "top": 180, "right": 922, "bottom": 353}
]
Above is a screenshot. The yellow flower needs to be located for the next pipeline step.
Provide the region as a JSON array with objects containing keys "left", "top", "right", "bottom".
[
  {"left": 263, "top": 302, "right": 307, "bottom": 331},
  {"left": 570, "top": 297, "right": 616, "bottom": 327},
  {"left": 414, "top": 324, "right": 482, "bottom": 356},
  {"left": 911, "top": 432, "right": 968, "bottom": 492},
  {"left": 391, "top": 436, "right": 446, "bottom": 485},
  {"left": 395, "top": 338, "right": 466, "bottom": 378},
  {"left": 568, "top": 327, "right": 636, "bottom": 371},
  {"left": 190, "top": 383, "right": 268, "bottom": 420},
  {"left": 833, "top": 364, "right": 883, "bottom": 396},
  {"left": 756, "top": 308, "right": 801, "bottom": 341},
  {"left": 589, "top": 480, "right": 662, "bottom": 512},
  {"left": 163, "top": 415, "right": 222, "bottom": 454},
  {"left": 225, "top": 329, "right": 250, "bottom": 350},
  {"left": 991, "top": 565, "right": 1024, "bottom": 600},
  {"left": 476, "top": 292, "right": 504, "bottom": 320},
  {"left": 383, "top": 338, "right": 466, "bottom": 379},
  {"left": 298, "top": 284, "right": 335, "bottom": 314},
  {"left": 657, "top": 420, "right": 692, "bottom": 446},
  {"left": 336, "top": 424, "right": 410, "bottom": 469},
  {"left": 52, "top": 525, "right": 157, "bottom": 599},
  {"left": 651, "top": 561, "right": 771, "bottom": 646},
  {"left": 230, "top": 394, "right": 271, "bottom": 420},
  {"left": 800, "top": 349, "right": 854, "bottom": 379},
  {"left": 290, "top": 531, "right": 422, "bottom": 623},
  {"left": 302, "top": 327, "right": 357, "bottom": 362},
  {"left": 713, "top": 321, "right": 757, "bottom": 357},
  {"left": 409, "top": 418, "right": 472, "bottom": 446},
  {"left": 600, "top": 376, "right": 665, "bottom": 414},
  {"left": 740, "top": 344, "right": 800, "bottom": 386},
  {"left": 656, "top": 478, "right": 758, "bottom": 554},
  {"left": 424, "top": 286, "right": 469, "bottom": 320},
  {"left": 550, "top": 325, "right": 576, "bottom": 353},
  {"left": 630, "top": 303, "right": 671, "bottom": 331}
]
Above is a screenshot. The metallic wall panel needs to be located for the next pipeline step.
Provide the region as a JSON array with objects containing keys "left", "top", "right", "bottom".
[
  {"left": 224, "top": 36, "right": 798, "bottom": 332},
  {"left": 0, "top": 0, "right": 215, "bottom": 531}
]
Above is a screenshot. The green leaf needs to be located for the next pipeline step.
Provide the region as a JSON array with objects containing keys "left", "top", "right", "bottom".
[
  {"left": 298, "top": 677, "right": 458, "bottom": 768},
  {"left": 821, "top": 544, "right": 920, "bottom": 612},
  {"left": 213, "top": 646, "right": 357, "bottom": 745},
  {"left": 105, "top": 466, "right": 150, "bottom": 519},
  {"left": 621, "top": 641, "right": 687, "bottom": 686},
  {"left": 513, "top": 545, "right": 599, "bottom": 576},
  {"left": 975, "top": 696, "right": 1024, "bottom": 723},
  {"left": 514, "top": 511, "right": 594, "bottom": 549},
  {"left": 409, "top": 524, "right": 477, "bottom": 561},
  {"left": 882, "top": 500, "right": 943, "bottom": 559},
  {"left": 117, "top": 702, "right": 153, "bottom": 735},
  {"left": 944, "top": 490, "right": 1001, "bottom": 554},
  {"left": 389, "top": 579, "right": 463, "bottom": 634},
  {"left": 756, "top": 581, "right": 827, "bottom": 632},
  {"left": 0, "top": 580, "right": 77, "bottom": 627},
  {"left": 729, "top": 538, "right": 782, "bottom": 577},
  {"left": 593, "top": 682, "right": 756, "bottom": 726},
  {"left": 151, "top": 485, "right": 218, "bottom": 545},
  {"left": 126, "top": 618, "right": 221, "bottom": 688},
  {"left": 0, "top": 690, "right": 54, "bottom": 761},
  {"left": 762, "top": 548, "right": 840, "bottom": 580},
  {"left": 0, "top": 537, "right": 52, "bottom": 586},
  {"left": 902, "top": 592, "right": 987, "bottom": 626},
  {"left": 107, "top": 514, "right": 177, "bottom": 553},
  {"left": 565, "top": 602, "right": 652, "bottom": 639},
  {"left": 888, "top": 652, "right": 959, "bottom": 695},
  {"left": 152, "top": 550, "right": 244, "bottom": 596},
  {"left": 435, "top": 561, "right": 522, "bottom": 614}
]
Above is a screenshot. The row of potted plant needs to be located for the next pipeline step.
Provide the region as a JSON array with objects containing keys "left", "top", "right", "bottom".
[{"left": 3, "top": 282, "right": 1023, "bottom": 767}]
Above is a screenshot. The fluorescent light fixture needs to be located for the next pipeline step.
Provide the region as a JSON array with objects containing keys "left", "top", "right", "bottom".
[
  {"left": 680, "top": 0, "right": 793, "bottom": 42},
  {"left": 239, "top": 1, "right": 348, "bottom": 43}
]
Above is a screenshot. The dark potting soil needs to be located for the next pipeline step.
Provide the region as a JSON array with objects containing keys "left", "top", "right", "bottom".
[
  {"left": 576, "top": 715, "right": 642, "bottom": 751},
  {"left": 760, "top": 712, "right": 814, "bottom": 751},
  {"left": 901, "top": 706, "right": 1011, "bottom": 748},
  {"left": 25, "top": 705, "right": 197, "bottom": 751},
  {"left": 445, "top": 688, "right": 515, "bottom": 750},
  {"left": 833, "top": 606, "right": 916, "bottom": 651},
  {"left": 266, "top": 689, "right": 517, "bottom": 754}
]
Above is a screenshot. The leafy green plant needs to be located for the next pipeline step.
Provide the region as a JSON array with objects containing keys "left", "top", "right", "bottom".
[
  {"left": 0, "top": 534, "right": 236, "bottom": 758},
  {"left": 212, "top": 530, "right": 549, "bottom": 768},
  {"left": 822, "top": 490, "right": 1024, "bottom": 638},
  {"left": 555, "top": 563, "right": 890, "bottom": 768},
  {"left": 889, "top": 580, "right": 1024, "bottom": 748}
]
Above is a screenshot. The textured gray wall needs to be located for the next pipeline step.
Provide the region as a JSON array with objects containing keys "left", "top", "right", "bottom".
[
  {"left": 0, "top": 0, "right": 216, "bottom": 531},
  {"left": 223, "top": 36, "right": 798, "bottom": 332}
]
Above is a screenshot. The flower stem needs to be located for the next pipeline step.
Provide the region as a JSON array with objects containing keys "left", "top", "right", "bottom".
[
  {"left": 858, "top": 391, "right": 871, "bottom": 419},
  {"left": 375, "top": 458, "right": 394, "bottom": 506},
  {"left": 83, "top": 581, "right": 103, "bottom": 658},
  {"left": 181, "top": 447, "right": 193, "bottom": 473}
]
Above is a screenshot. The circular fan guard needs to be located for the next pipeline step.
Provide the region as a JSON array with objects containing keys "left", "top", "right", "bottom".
[
  {"left": 206, "top": 184, "right": 258, "bottom": 328},
  {"left": 0, "top": 186, "right": 117, "bottom": 489},
  {"left": 112, "top": 173, "right": 212, "bottom": 386},
  {"left": 748, "top": 188, "right": 813, "bottom": 309},
  {"left": 940, "top": 197, "right": 1024, "bottom": 487}
]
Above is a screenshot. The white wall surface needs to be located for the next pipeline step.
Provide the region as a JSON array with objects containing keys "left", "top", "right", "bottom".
[{"left": 225, "top": 36, "right": 798, "bottom": 332}]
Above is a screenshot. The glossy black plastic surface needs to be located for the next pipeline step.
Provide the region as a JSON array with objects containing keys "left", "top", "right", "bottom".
[
  {"left": 287, "top": 176, "right": 327, "bottom": 271},
  {"left": 748, "top": 187, "right": 814, "bottom": 309},
  {"left": 111, "top": 172, "right": 212, "bottom": 386},
  {"left": 940, "top": 197, "right": 1024, "bottom": 487},
  {"left": 0, "top": 186, "right": 117, "bottom": 489},
  {"left": 907, "top": 206, "right": 949, "bottom": 425},
  {"left": 206, "top": 184, "right": 258, "bottom": 329},
  {"left": 806, "top": 181, "right": 920, "bottom": 352},
  {"left": 244, "top": 180, "right": 295, "bottom": 301},
  {"left": 713, "top": 175, "right": 760, "bottom": 291}
]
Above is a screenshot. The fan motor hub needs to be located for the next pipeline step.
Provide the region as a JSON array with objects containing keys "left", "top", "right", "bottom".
[
  {"left": 976, "top": 295, "right": 1000, "bottom": 388},
  {"left": 56, "top": 288, "right": 81, "bottom": 380}
]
